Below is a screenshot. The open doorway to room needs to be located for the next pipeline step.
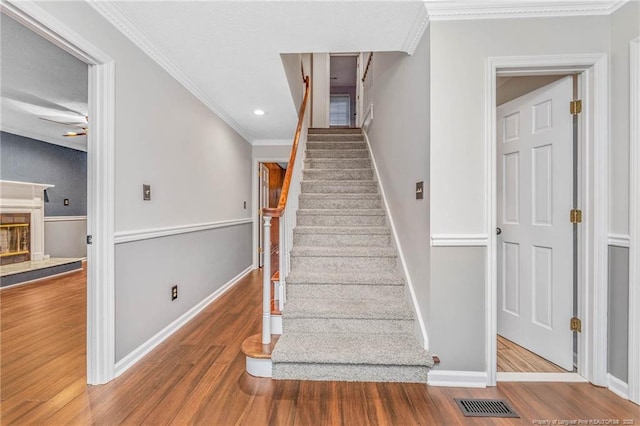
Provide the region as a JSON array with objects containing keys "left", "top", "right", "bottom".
[
  {"left": 0, "top": 11, "right": 90, "bottom": 401},
  {"left": 329, "top": 54, "right": 359, "bottom": 128},
  {"left": 257, "top": 162, "right": 287, "bottom": 271},
  {"left": 495, "top": 74, "right": 581, "bottom": 375}
]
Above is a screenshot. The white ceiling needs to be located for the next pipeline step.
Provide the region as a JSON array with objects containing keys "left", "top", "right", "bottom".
[
  {"left": 92, "top": 1, "right": 429, "bottom": 142},
  {"left": 1, "top": 1, "right": 626, "bottom": 149},
  {"left": 1, "top": 13, "right": 88, "bottom": 151}
]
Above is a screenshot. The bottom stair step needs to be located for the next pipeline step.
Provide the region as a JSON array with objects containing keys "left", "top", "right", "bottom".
[{"left": 271, "top": 332, "right": 433, "bottom": 383}]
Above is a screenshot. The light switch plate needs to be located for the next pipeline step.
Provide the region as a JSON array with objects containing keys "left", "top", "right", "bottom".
[
  {"left": 416, "top": 181, "right": 424, "bottom": 200},
  {"left": 143, "top": 184, "right": 151, "bottom": 201}
]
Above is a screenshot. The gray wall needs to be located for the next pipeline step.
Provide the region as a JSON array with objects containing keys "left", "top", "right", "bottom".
[
  {"left": 365, "top": 27, "right": 431, "bottom": 347},
  {"left": 608, "top": 246, "right": 629, "bottom": 382},
  {"left": 34, "top": 1, "right": 254, "bottom": 365},
  {"left": 115, "top": 223, "right": 252, "bottom": 361},
  {"left": 44, "top": 218, "right": 87, "bottom": 258},
  {"left": 0, "top": 131, "right": 87, "bottom": 216},
  {"left": 430, "top": 247, "right": 486, "bottom": 371}
]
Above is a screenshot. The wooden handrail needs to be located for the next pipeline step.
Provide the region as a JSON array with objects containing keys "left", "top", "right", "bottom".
[
  {"left": 263, "top": 75, "right": 311, "bottom": 218},
  {"left": 361, "top": 52, "right": 373, "bottom": 83}
]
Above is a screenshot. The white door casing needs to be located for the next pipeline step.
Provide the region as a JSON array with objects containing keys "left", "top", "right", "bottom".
[
  {"left": 259, "top": 164, "right": 269, "bottom": 267},
  {"left": 497, "top": 76, "right": 574, "bottom": 371}
]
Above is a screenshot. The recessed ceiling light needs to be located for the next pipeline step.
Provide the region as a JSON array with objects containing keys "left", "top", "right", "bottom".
[{"left": 254, "top": 109, "right": 265, "bottom": 116}]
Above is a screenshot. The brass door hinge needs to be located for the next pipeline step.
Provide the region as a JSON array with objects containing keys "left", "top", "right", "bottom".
[
  {"left": 570, "top": 100, "right": 582, "bottom": 115},
  {"left": 570, "top": 209, "right": 582, "bottom": 224},
  {"left": 258, "top": 247, "right": 263, "bottom": 254},
  {"left": 570, "top": 317, "right": 582, "bottom": 333}
]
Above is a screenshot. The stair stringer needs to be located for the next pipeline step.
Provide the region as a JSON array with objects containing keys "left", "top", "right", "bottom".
[{"left": 361, "top": 128, "right": 429, "bottom": 350}]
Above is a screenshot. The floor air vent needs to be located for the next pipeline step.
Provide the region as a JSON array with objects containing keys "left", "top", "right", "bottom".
[{"left": 454, "top": 398, "right": 520, "bottom": 418}]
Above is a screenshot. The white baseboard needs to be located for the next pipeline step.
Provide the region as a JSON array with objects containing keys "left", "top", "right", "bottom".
[
  {"left": 115, "top": 265, "right": 253, "bottom": 377},
  {"left": 607, "top": 373, "right": 629, "bottom": 399},
  {"left": 497, "top": 372, "right": 588, "bottom": 382},
  {"left": 427, "top": 370, "right": 488, "bottom": 388}
]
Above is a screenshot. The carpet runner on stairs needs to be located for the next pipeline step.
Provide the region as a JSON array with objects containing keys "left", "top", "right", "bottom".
[{"left": 271, "top": 128, "right": 433, "bottom": 383}]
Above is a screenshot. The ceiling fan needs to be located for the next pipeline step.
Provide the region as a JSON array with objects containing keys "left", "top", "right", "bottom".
[{"left": 39, "top": 115, "right": 88, "bottom": 137}]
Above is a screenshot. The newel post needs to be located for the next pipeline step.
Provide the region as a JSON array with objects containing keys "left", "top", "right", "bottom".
[{"left": 262, "top": 215, "right": 272, "bottom": 344}]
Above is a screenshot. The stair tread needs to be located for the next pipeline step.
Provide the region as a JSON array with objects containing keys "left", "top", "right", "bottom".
[
  {"left": 283, "top": 298, "right": 413, "bottom": 319},
  {"left": 286, "top": 270, "right": 404, "bottom": 285},
  {"left": 290, "top": 246, "right": 396, "bottom": 257},
  {"left": 299, "top": 193, "right": 380, "bottom": 199},
  {"left": 272, "top": 332, "right": 431, "bottom": 366},
  {"left": 297, "top": 209, "right": 385, "bottom": 216},
  {"left": 294, "top": 226, "right": 390, "bottom": 235}
]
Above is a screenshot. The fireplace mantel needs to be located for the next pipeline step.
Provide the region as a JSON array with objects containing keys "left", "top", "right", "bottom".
[{"left": 0, "top": 180, "right": 55, "bottom": 262}]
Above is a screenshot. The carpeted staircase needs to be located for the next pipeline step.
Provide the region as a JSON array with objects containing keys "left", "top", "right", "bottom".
[{"left": 271, "top": 128, "right": 433, "bottom": 382}]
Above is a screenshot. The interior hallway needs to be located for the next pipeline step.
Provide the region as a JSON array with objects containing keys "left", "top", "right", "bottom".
[{"left": 1, "top": 267, "right": 639, "bottom": 424}]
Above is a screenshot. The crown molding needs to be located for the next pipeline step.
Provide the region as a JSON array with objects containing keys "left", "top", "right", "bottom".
[
  {"left": 87, "top": 1, "right": 254, "bottom": 143},
  {"left": 402, "top": 3, "right": 430, "bottom": 55},
  {"left": 425, "top": 1, "right": 629, "bottom": 21}
]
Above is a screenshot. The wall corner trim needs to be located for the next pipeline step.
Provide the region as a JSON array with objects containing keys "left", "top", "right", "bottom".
[
  {"left": 607, "top": 373, "right": 630, "bottom": 400},
  {"left": 114, "top": 218, "right": 252, "bottom": 244},
  {"left": 362, "top": 129, "right": 429, "bottom": 350},
  {"left": 427, "top": 370, "right": 488, "bottom": 388},
  {"left": 114, "top": 265, "right": 253, "bottom": 377}
]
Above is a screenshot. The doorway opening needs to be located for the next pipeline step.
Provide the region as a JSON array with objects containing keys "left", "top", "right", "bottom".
[
  {"left": 329, "top": 54, "right": 359, "bottom": 128},
  {"left": 1, "top": 1, "right": 116, "bottom": 385},
  {"left": 496, "top": 75, "right": 579, "bottom": 375},
  {"left": 486, "top": 54, "right": 609, "bottom": 387},
  {"left": 257, "top": 162, "right": 287, "bottom": 271}
]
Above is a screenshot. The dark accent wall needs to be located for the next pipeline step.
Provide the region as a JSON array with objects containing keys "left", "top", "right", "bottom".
[{"left": 0, "top": 132, "right": 87, "bottom": 216}]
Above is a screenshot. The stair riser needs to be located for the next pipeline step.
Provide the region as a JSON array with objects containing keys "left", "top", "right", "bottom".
[
  {"left": 309, "top": 128, "right": 362, "bottom": 135},
  {"left": 291, "top": 256, "right": 397, "bottom": 271},
  {"left": 301, "top": 182, "right": 378, "bottom": 194},
  {"left": 297, "top": 215, "right": 385, "bottom": 227},
  {"left": 307, "top": 142, "right": 366, "bottom": 150},
  {"left": 308, "top": 134, "right": 364, "bottom": 142},
  {"left": 306, "top": 150, "right": 369, "bottom": 159},
  {"left": 303, "top": 169, "right": 374, "bottom": 181},
  {"left": 299, "top": 198, "right": 382, "bottom": 209},
  {"left": 304, "top": 159, "right": 372, "bottom": 169},
  {"left": 293, "top": 233, "right": 390, "bottom": 247},
  {"left": 287, "top": 284, "right": 404, "bottom": 300},
  {"left": 273, "top": 363, "right": 428, "bottom": 383},
  {"left": 283, "top": 318, "right": 414, "bottom": 334}
]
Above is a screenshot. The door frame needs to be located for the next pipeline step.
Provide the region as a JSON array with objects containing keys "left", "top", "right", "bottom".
[
  {"left": 329, "top": 53, "right": 361, "bottom": 128},
  {"left": 628, "top": 36, "right": 640, "bottom": 405},
  {"left": 485, "top": 54, "right": 609, "bottom": 387},
  {"left": 1, "top": 1, "right": 116, "bottom": 385},
  {"left": 252, "top": 157, "right": 288, "bottom": 269}
]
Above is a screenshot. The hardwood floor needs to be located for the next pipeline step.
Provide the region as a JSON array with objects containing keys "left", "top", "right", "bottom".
[
  {"left": 1, "top": 265, "right": 639, "bottom": 425},
  {"left": 497, "top": 335, "right": 568, "bottom": 373}
]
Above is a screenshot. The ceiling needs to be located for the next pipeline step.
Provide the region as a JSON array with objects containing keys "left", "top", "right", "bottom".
[
  {"left": 1, "top": 13, "right": 88, "bottom": 151},
  {"left": 1, "top": 1, "right": 626, "bottom": 148},
  {"left": 91, "top": 1, "right": 429, "bottom": 142}
]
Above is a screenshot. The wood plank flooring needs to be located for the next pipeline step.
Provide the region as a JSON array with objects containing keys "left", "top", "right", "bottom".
[
  {"left": 1, "top": 265, "right": 639, "bottom": 425},
  {"left": 497, "top": 335, "right": 568, "bottom": 373}
]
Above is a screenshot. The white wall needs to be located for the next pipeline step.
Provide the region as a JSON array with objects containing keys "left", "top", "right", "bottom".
[
  {"left": 33, "top": 1, "right": 253, "bottom": 365},
  {"left": 610, "top": 1, "right": 640, "bottom": 237},
  {"left": 430, "top": 16, "right": 610, "bottom": 236},
  {"left": 365, "top": 27, "right": 431, "bottom": 347},
  {"left": 281, "top": 53, "right": 303, "bottom": 113},
  {"left": 429, "top": 15, "right": 611, "bottom": 371},
  {"left": 311, "top": 53, "right": 329, "bottom": 128}
]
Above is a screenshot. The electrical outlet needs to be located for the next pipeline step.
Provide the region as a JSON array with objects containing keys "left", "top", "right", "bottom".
[
  {"left": 171, "top": 285, "right": 178, "bottom": 301},
  {"left": 64, "top": 198, "right": 70, "bottom": 206}
]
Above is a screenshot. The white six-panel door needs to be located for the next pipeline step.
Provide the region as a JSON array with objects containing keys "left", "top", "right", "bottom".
[{"left": 497, "top": 76, "right": 574, "bottom": 371}]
